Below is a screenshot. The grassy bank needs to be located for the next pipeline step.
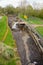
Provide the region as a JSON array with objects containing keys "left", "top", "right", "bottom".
[
  {"left": 0, "top": 16, "right": 15, "bottom": 47},
  {"left": 19, "top": 15, "right": 43, "bottom": 24},
  {"left": 0, "top": 16, "right": 7, "bottom": 40},
  {"left": 35, "top": 26, "right": 43, "bottom": 37},
  {"left": 0, "top": 16, "right": 21, "bottom": 65}
]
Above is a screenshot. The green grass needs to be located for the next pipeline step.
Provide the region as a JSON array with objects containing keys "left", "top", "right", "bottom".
[
  {"left": 0, "top": 56, "right": 16, "bottom": 65},
  {"left": 35, "top": 26, "right": 43, "bottom": 37},
  {"left": 4, "top": 27, "right": 15, "bottom": 47},
  {"left": 20, "top": 15, "right": 43, "bottom": 24},
  {"left": 0, "top": 16, "right": 15, "bottom": 47},
  {"left": 0, "top": 16, "right": 7, "bottom": 40},
  {"left": 0, "top": 43, "right": 16, "bottom": 65},
  {"left": 27, "top": 17, "right": 43, "bottom": 24}
]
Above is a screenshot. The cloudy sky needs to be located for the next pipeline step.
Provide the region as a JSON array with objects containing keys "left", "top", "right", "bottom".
[{"left": 0, "top": 0, "right": 43, "bottom": 7}]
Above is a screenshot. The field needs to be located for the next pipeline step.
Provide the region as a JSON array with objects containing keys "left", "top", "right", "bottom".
[
  {"left": 27, "top": 17, "right": 43, "bottom": 24},
  {"left": 20, "top": 15, "right": 43, "bottom": 24},
  {"left": 0, "top": 16, "right": 21, "bottom": 65}
]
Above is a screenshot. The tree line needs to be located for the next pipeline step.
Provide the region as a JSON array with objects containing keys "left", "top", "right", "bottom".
[{"left": 0, "top": 5, "right": 43, "bottom": 18}]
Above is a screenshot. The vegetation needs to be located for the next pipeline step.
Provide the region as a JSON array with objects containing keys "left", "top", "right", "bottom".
[
  {"left": 0, "top": 43, "right": 16, "bottom": 65},
  {"left": 0, "top": 5, "right": 43, "bottom": 19},
  {"left": 20, "top": 15, "right": 43, "bottom": 24},
  {"left": 0, "top": 56, "right": 16, "bottom": 65},
  {"left": 28, "top": 17, "right": 43, "bottom": 24},
  {"left": 35, "top": 26, "right": 43, "bottom": 37},
  {"left": 0, "top": 16, "right": 14, "bottom": 47},
  {"left": 4, "top": 27, "right": 15, "bottom": 47},
  {"left": 0, "top": 16, "right": 7, "bottom": 40}
]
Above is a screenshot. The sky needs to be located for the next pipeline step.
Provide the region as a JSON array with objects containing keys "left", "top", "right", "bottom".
[{"left": 0, "top": 0, "right": 43, "bottom": 7}]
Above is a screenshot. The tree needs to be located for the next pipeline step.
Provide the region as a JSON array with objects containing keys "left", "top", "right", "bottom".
[{"left": 5, "top": 5, "right": 15, "bottom": 15}]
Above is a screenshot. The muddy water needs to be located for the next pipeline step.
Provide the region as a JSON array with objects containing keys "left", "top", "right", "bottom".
[
  {"left": 12, "top": 31, "right": 28, "bottom": 65},
  {"left": 12, "top": 30, "right": 42, "bottom": 65},
  {"left": 22, "top": 31, "right": 30, "bottom": 62},
  {"left": 8, "top": 16, "right": 43, "bottom": 65},
  {"left": 12, "top": 30, "right": 36, "bottom": 65}
]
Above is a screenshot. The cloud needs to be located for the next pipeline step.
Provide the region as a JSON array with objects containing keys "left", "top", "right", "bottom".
[
  {"left": 0, "top": 0, "right": 43, "bottom": 7},
  {"left": 0, "top": 0, "right": 20, "bottom": 7}
]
